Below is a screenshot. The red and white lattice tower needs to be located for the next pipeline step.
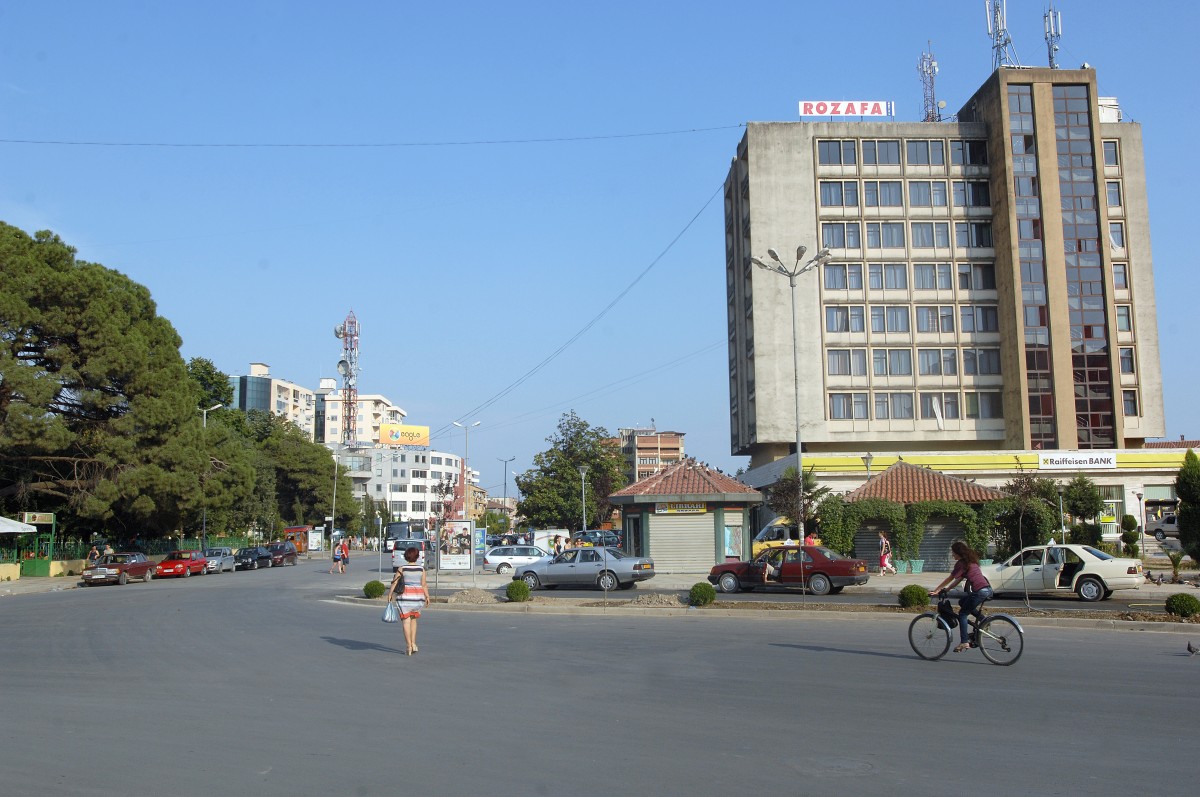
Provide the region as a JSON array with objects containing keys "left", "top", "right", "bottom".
[{"left": 333, "top": 311, "right": 359, "bottom": 447}]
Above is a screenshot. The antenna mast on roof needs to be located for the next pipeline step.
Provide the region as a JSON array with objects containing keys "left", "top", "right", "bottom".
[
  {"left": 1044, "top": 3, "right": 1063, "bottom": 69},
  {"left": 985, "top": 0, "right": 1021, "bottom": 70},
  {"left": 917, "top": 42, "right": 940, "bottom": 122}
]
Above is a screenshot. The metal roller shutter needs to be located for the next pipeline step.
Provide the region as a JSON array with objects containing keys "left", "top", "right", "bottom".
[
  {"left": 649, "top": 515, "right": 716, "bottom": 572},
  {"left": 918, "top": 520, "right": 964, "bottom": 571}
]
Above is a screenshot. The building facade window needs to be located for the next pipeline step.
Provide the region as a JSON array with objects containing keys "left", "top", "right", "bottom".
[
  {"left": 911, "top": 222, "right": 950, "bottom": 248},
  {"left": 955, "top": 222, "right": 993, "bottom": 247},
  {"left": 866, "top": 222, "right": 905, "bottom": 248},
  {"left": 822, "top": 222, "right": 861, "bottom": 249},
  {"left": 960, "top": 305, "right": 999, "bottom": 333},
  {"left": 872, "top": 349, "right": 912, "bottom": 376},
  {"left": 818, "top": 140, "right": 857, "bottom": 165},
  {"left": 1116, "top": 305, "right": 1132, "bottom": 331},
  {"left": 920, "top": 392, "right": 960, "bottom": 419},
  {"left": 958, "top": 263, "right": 996, "bottom": 291},
  {"left": 827, "top": 349, "right": 867, "bottom": 376},
  {"left": 951, "top": 139, "right": 988, "bottom": 165},
  {"left": 1119, "top": 347, "right": 1135, "bottom": 374},
  {"left": 952, "top": 180, "right": 991, "bottom": 207},
  {"left": 862, "top": 139, "right": 901, "bottom": 164},
  {"left": 1106, "top": 181, "right": 1122, "bottom": 207},
  {"left": 820, "top": 180, "right": 859, "bottom": 206},
  {"left": 864, "top": 181, "right": 903, "bottom": 207},
  {"left": 870, "top": 306, "right": 910, "bottom": 333},
  {"left": 1109, "top": 222, "right": 1125, "bottom": 249},
  {"left": 875, "top": 392, "right": 915, "bottom": 419},
  {"left": 1123, "top": 390, "right": 1139, "bottom": 416},
  {"left": 1112, "top": 263, "right": 1128, "bottom": 290},
  {"left": 908, "top": 181, "right": 948, "bottom": 207},
  {"left": 915, "top": 306, "right": 955, "bottom": 334},
  {"left": 906, "top": 140, "right": 945, "bottom": 165},
  {"left": 1103, "top": 140, "right": 1119, "bottom": 166},
  {"left": 830, "top": 392, "right": 869, "bottom": 419},
  {"left": 963, "top": 348, "right": 1001, "bottom": 375},
  {"left": 965, "top": 391, "right": 1004, "bottom": 418}
]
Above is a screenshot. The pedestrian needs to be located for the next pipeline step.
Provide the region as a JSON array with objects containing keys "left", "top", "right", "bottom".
[
  {"left": 328, "top": 540, "right": 343, "bottom": 574},
  {"left": 339, "top": 538, "right": 349, "bottom": 574},
  {"left": 86, "top": 545, "right": 101, "bottom": 567},
  {"left": 553, "top": 535, "right": 563, "bottom": 556},
  {"left": 878, "top": 531, "right": 897, "bottom": 575},
  {"left": 102, "top": 543, "right": 114, "bottom": 556},
  {"left": 384, "top": 546, "right": 429, "bottom": 656}
]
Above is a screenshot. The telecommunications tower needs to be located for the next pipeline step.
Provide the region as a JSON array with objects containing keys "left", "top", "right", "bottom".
[
  {"left": 917, "top": 42, "right": 941, "bottom": 122},
  {"left": 1044, "top": 3, "right": 1063, "bottom": 69},
  {"left": 985, "top": 0, "right": 1021, "bottom": 71},
  {"left": 333, "top": 311, "right": 359, "bottom": 448}
]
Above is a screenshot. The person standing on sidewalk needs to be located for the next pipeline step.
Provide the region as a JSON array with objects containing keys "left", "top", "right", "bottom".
[
  {"left": 878, "top": 531, "right": 897, "bottom": 575},
  {"left": 329, "top": 540, "right": 343, "bottom": 574},
  {"left": 338, "top": 538, "right": 349, "bottom": 574}
]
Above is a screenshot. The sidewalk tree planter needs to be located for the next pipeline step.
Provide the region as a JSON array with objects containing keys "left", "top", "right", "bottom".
[{"left": 908, "top": 559, "right": 925, "bottom": 574}]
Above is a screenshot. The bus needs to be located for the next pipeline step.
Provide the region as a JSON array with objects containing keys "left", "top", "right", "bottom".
[{"left": 384, "top": 521, "right": 428, "bottom": 552}]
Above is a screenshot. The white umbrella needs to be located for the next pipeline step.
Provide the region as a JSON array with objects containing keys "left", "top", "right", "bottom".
[{"left": 0, "top": 516, "right": 37, "bottom": 534}]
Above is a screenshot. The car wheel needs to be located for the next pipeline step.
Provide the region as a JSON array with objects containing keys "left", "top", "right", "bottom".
[
  {"left": 182, "top": 567, "right": 190, "bottom": 578},
  {"left": 1077, "top": 576, "right": 1104, "bottom": 602},
  {"left": 597, "top": 571, "right": 619, "bottom": 591},
  {"left": 521, "top": 572, "right": 540, "bottom": 590},
  {"left": 496, "top": 563, "right": 512, "bottom": 574},
  {"left": 144, "top": 570, "right": 153, "bottom": 582},
  {"left": 718, "top": 573, "right": 741, "bottom": 593},
  {"left": 807, "top": 573, "right": 832, "bottom": 596},
  {"left": 1155, "top": 530, "right": 1166, "bottom": 541},
  {"left": 251, "top": 561, "right": 258, "bottom": 570},
  {"left": 117, "top": 571, "right": 127, "bottom": 586}
]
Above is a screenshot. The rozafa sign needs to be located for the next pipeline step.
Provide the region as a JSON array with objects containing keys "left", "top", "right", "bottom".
[{"left": 799, "top": 100, "right": 895, "bottom": 117}]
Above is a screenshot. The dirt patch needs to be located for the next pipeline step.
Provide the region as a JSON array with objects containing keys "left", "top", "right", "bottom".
[{"left": 446, "top": 588, "right": 502, "bottom": 604}]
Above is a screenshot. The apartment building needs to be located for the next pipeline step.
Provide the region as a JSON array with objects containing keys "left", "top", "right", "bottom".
[
  {"left": 229, "top": 363, "right": 317, "bottom": 439},
  {"left": 725, "top": 66, "right": 1164, "bottom": 471},
  {"left": 617, "top": 426, "right": 685, "bottom": 483}
]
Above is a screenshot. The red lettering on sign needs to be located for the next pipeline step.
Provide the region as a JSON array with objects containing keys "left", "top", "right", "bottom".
[
  {"left": 870, "top": 102, "right": 883, "bottom": 115},
  {"left": 801, "top": 102, "right": 814, "bottom": 114},
  {"left": 815, "top": 101, "right": 828, "bottom": 114}
]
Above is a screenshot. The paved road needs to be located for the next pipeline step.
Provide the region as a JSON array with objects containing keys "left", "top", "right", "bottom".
[{"left": 1, "top": 564, "right": 1196, "bottom": 796}]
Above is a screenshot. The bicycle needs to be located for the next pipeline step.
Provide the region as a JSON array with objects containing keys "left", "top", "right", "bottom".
[{"left": 908, "top": 592, "right": 1024, "bottom": 665}]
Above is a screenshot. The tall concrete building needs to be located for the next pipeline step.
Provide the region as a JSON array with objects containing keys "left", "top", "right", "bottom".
[
  {"left": 617, "top": 425, "right": 685, "bottom": 483},
  {"left": 725, "top": 66, "right": 1164, "bottom": 470},
  {"left": 230, "top": 363, "right": 317, "bottom": 439}
]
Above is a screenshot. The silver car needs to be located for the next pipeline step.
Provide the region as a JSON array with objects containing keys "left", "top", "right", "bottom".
[
  {"left": 512, "top": 547, "right": 655, "bottom": 591},
  {"left": 484, "top": 545, "right": 549, "bottom": 574},
  {"left": 204, "top": 547, "right": 236, "bottom": 573}
]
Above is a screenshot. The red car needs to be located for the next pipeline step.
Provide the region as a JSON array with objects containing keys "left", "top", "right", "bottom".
[
  {"left": 708, "top": 545, "right": 869, "bottom": 596},
  {"left": 81, "top": 552, "right": 156, "bottom": 586},
  {"left": 155, "top": 550, "right": 209, "bottom": 578}
]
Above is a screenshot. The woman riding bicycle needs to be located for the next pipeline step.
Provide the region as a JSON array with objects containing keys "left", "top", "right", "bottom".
[{"left": 929, "top": 541, "right": 993, "bottom": 653}]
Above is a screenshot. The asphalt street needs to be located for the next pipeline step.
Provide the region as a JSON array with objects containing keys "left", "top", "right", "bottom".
[{"left": 1, "top": 563, "right": 1196, "bottom": 797}]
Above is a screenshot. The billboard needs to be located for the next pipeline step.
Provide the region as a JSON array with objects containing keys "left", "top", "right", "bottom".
[
  {"left": 798, "top": 100, "right": 895, "bottom": 117},
  {"left": 380, "top": 424, "right": 429, "bottom": 447}
]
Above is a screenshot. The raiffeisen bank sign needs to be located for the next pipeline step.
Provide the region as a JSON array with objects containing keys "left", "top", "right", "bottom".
[{"left": 799, "top": 100, "right": 895, "bottom": 117}]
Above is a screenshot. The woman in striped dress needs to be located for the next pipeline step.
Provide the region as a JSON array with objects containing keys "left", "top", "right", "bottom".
[{"left": 385, "top": 546, "right": 429, "bottom": 656}]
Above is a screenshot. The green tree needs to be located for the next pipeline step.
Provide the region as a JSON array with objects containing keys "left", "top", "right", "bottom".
[
  {"left": 0, "top": 223, "right": 204, "bottom": 536},
  {"left": 763, "top": 466, "right": 830, "bottom": 536},
  {"left": 1062, "top": 475, "right": 1104, "bottom": 524},
  {"left": 187, "top": 357, "right": 234, "bottom": 410},
  {"left": 481, "top": 509, "right": 509, "bottom": 536},
  {"left": 515, "top": 411, "right": 626, "bottom": 532},
  {"left": 1176, "top": 450, "right": 1200, "bottom": 562},
  {"left": 994, "top": 474, "right": 1058, "bottom": 558}
]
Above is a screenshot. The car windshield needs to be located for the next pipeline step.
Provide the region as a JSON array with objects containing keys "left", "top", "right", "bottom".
[
  {"left": 108, "top": 555, "right": 130, "bottom": 564},
  {"left": 813, "top": 546, "right": 844, "bottom": 560},
  {"left": 1081, "top": 545, "right": 1114, "bottom": 561},
  {"left": 754, "top": 524, "right": 795, "bottom": 542},
  {"left": 595, "top": 549, "right": 626, "bottom": 559},
  {"left": 205, "top": 549, "right": 224, "bottom": 557},
  {"left": 165, "top": 551, "right": 187, "bottom": 560}
]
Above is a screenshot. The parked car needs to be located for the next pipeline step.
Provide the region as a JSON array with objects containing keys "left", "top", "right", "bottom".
[
  {"left": 155, "top": 550, "right": 208, "bottom": 578},
  {"left": 235, "top": 546, "right": 273, "bottom": 570},
  {"left": 266, "top": 541, "right": 298, "bottom": 567},
  {"left": 512, "top": 547, "right": 654, "bottom": 591},
  {"left": 390, "top": 540, "right": 429, "bottom": 571},
  {"left": 751, "top": 517, "right": 801, "bottom": 557},
  {"left": 569, "top": 531, "right": 621, "bottom": 548},
  {"left": 81, "top": 552, "right": 156, "bottom": 586},
  {"left": 483, "top": 545, "right": 549, "bottom": 574},
  {"left": 204, "top": 547, "right": 236, "bottom": 573},
  {"left": 983, "top": 543, "right": 1142, "bottom": 602},
  {"left": 708, "top": 545, "right": 870, "bottom": 596},
  {"left": 1147, "top": 514, "right": 1179, "bottom": 541}
]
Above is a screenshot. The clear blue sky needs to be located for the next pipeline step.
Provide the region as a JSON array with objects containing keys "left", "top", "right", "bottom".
[{"left": 2, "top": 1, "right": 1197, "bottom": 496}]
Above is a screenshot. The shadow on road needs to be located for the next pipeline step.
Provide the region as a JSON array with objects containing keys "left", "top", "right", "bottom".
[
  {"left": 769, "top": 642, "right": 920, "bottom": 662},
  {"left": 321, "top": 636, "right": 406, "bottom": 654}
]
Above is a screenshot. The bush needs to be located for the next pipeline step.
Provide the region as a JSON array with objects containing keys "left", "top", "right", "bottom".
[
  {"left": 1165, "top": 593, "right": 1200, "bottom": 618},
  {"left": 898, "top": 584, "right": 929, "bottom": 608},
  {"left": 362, "top": 580, "right": 386, "bottom": 599},
  {"left": 1069, "top": 522, "right": 1102, "bottom": 547},
  {"left": 506, "top": 580, "right": 531, "bottom": 602},
  {"left": 689, "top": 582, "right": 717, "bottom": 606}
]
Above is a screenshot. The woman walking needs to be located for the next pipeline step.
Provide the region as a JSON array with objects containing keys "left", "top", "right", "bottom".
[
  {"left": 385, "top": 546, "right": 429, "bottom": 656},
  {"left": 878, "top": 531, "right": 897, "bottom": 575}
]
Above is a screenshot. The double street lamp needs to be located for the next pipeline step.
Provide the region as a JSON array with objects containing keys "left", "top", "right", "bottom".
[
  {"left": 751, "top": 245, "right": 832, "bottom": 574},
  {"left": 199, "top": 403, "right": 222, "bottom": 551}
]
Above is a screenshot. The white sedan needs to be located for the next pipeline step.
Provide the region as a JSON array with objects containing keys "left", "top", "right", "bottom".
[
  {"left": 483, "top": 545, "right": 549, "bottom": 574},
  {"left": 983, "top": 544, "right": 1142, "bottom": 602}
]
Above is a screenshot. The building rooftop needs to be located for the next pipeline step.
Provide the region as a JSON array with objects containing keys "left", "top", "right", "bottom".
[
  {"left": 844, "top": 460, "right": 1007, "bottom": 505},
  {"left": 610, "top": 458, "right": 760, "bottom": 501}
]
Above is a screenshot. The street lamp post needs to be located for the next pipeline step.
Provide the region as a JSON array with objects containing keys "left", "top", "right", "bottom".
[
  {"left": 1134, "top": 490, "right": 1144, "bottom": 565},
  {"left": 199, "top": 403, "right": 222, "bottom": 551},
  {"left": 861, "top": 452, "right": 875, "bottom": 482},
  {"left": 752, "top": 245, "right": 832, "bottom": 595},
  {"left": 499, "top": 456, "right": 516, "bottom": 538},
  {"left": 329, "top": 445, "right": 341, "bottom": 547}
]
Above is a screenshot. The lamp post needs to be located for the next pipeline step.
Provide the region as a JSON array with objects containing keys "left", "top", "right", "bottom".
[
  {"left": 329, "top": 445, "right": 341, "bottom": 547},
  {"left": 753, "top": 245, "right": 832, "bottom": 594},
  {"left": 1134, "top": 490, "right": 1144, "bottom": 565},
  {"left": 578, "top": 465, "right": 589, "bottom": 532},
  {"left": 199, "top": 403, "right": 222, "bottom": 550},
  {"left": 861, "top": 452, "right": 875, "bottom": 482},
  {"left": 499, "top": 456, "right": 516, "bottom": 538},
  {"left": 1055, "top": 483, "right": 1066, "bottom": 544}
]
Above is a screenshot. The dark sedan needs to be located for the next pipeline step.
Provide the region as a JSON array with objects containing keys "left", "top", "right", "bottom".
[
  {"left": 708, "top": 545, "right": 869, "bottom": 596},
  {"left": 235, "top": 546, "right": 274, "bottom": 570},
  {"left": 266, "top": 541, "right": 298, "bottom": 567}
]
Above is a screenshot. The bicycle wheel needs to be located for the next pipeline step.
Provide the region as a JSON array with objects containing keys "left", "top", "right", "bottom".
[
  {"left": 908, "top": 612, "right": 951, "bottom": 660},
  {"left": 977, "top": 615, "right": 1023, "bottom": 665}
]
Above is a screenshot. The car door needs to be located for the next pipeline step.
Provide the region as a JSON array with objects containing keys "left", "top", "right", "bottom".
[
  {"left": 777, "top": 548, "right": 808, "bottom": 586},
  {"left": 540, "top": 550, "right": 580, "bottom": 585},
  {"left": 574, "top": 549, "right": 603, "bottom": 584},
  {"left": 996, "top": 548, "right": 1049, "bottom": 593}
]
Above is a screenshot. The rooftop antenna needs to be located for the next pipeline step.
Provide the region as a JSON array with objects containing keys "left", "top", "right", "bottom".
[
  {"left": 985, "top": 0, "right": 1021, "bottom": 71},
  {"left": 917, "top": 42, "right": 940, "bottom": 122},
  {"left": 1044, "top": 2, "right": 1063, "bottom": 69}
]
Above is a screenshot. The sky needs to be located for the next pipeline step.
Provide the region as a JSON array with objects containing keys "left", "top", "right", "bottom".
[{"left": 2, "top": 1, "right": 1198, "bottom": 498}]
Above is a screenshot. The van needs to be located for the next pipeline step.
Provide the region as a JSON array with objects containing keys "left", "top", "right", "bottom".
[{"left": 751, "top": 518, "right": 800, "bottom": 557}]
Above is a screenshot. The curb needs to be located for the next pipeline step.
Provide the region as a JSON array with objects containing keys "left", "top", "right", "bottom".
[{"left": 329, "top": 595, "right": 1200, "bottom": 634}]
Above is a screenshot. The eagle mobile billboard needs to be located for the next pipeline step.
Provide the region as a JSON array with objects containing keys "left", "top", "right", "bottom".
[{"left": 379, "top": 424, "right": 430, "bottom": 446}]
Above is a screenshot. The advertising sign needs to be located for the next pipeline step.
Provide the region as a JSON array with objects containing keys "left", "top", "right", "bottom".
[
  {"left": 655, "top": 502, "right": 707, "bottom": 514},
  {"left": 21, "top": 512, "right": 55, "bottom": 524},
  {"left": 439, "top": 520, "right": 474, "bottom": 570},
  {"left": 799, "top": 100, "right": 895, "bottom": 117},
  {"left": 380, "top": 424, "right": 430, "bottom": 447},
  {"left": 1037, "top": 452, "right": 1117, "bottom": 471}
]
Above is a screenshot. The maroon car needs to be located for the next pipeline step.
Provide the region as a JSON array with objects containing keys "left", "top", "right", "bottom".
[
  {"left": 81, "top": 552, "right": 156, "bottom": 586},
  {"left": 155, "top": 550, "right": 209, "bottom": 578},
  {"left": 708, "top": 545, "right": 869, "bottom": 596}
]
